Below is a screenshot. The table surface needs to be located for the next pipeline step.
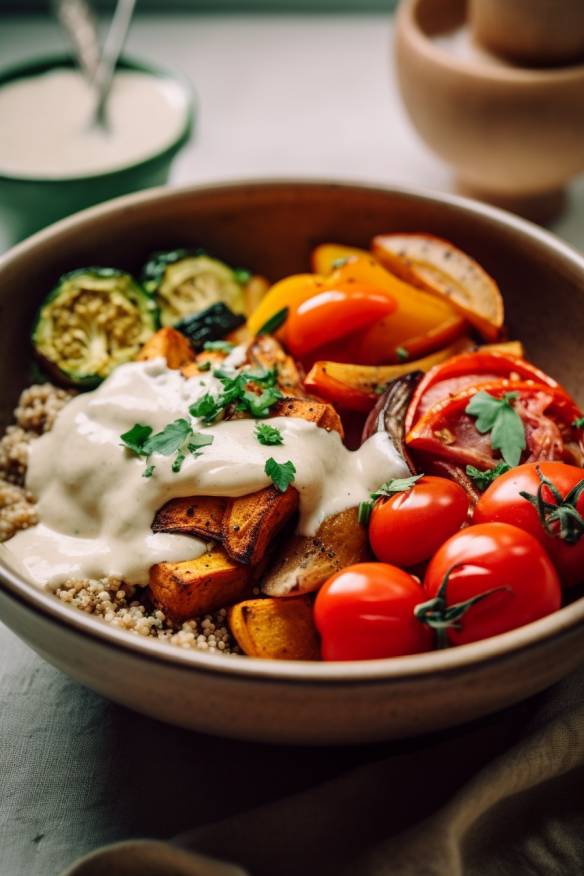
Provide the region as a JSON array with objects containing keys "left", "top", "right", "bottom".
[{"left": 1, "top": 11, "right": 584, "bottom": 876}]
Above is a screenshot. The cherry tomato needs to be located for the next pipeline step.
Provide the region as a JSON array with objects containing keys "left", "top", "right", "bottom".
[
  {"left": 474, "top": 462, "right": 584, "bottom": 588},
  {"left": 285, "top": 285, "right": 396, "bottom": 359},
  {"left": 368, "top": 476, "right": 469, "bottom": 567},
  {"left": 406, "top": 380, "right": 582, "bottom": 471},
  {"left": 420, "top": 522, "right": 561, "bottom": 647},
  {"left": 405, "top": 351, "right": 562, "bottom": 430},
  {"left": 314, "top": 563, "right": 433, "bottom": 661}
]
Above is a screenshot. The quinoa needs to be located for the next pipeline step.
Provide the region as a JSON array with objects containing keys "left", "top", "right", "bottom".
[{"left": 0, "top": 383, "right": 239, "bottom": 656}]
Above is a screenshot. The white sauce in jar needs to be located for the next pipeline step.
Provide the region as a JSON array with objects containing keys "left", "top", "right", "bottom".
[
  {"left": 0, "top": 69, "right": 189, "bottom": 179},
  {"left": 6, "top": 351, "right": 409, "bottom": 589}
]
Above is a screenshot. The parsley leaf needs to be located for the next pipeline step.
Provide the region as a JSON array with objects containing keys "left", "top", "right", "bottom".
[
  {"left": 143, "top": 464, "right": 155, "bottom": 478},
  {"left": 331, "top": 256, "right": 351, "bottom": 269},
  {"left": 239, "top": 386, "right": 283, "bottom": 418},
  {"left": 189, "top": 368, "right": 282, "bottom": 424},
  {"left": 120, "top": 423, "right": 153, "bottom": 456},
  {"left": 142, "top": 419, "right": 193, "bottom": 457},
  {"left": 573, "top": 416, "right": 584, "bottom": 429},
  {"left": 465, "top": 390, "right": 526, "bottom": 467},
  {"left": 256, "top": 307, "right": 289, "bottom": 336},
  {"left": 189, "top": 393, "right": 222, "bottom": 424},
  {"left": 233, "top": 267, "right": 252, "bottom": 285},
  {"left": 255, "top": 423, "right": 284, "bottom": 446},
  {"left": 358, "top": 474, "right": 423, "bottom": 525},
  {"left": 265, "top": 457, "right": 296, "bottom": 492},
  {"left": 395, "top": 346, "right": 409, "bottom": 362},
  {"left": 203, "top": 340, "right": 234, "bottom": 353},
  {"left": 466, "top": 462, "right": 511, "bottom": 491}
]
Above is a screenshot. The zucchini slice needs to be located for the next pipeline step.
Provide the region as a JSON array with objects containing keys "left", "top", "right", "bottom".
[
  {"left": 142, "top": 249, "right": 249, "bottom": 327},
  {"left": 175, "top": 302, "right": 245, "bottom": 349},
  {"left": 32, "top": 268, "right": 159, "bottom": 389}
]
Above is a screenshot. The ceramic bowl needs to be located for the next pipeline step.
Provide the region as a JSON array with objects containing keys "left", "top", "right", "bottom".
[
  {"left": 0, "top": 180, "right": 583, "bottom": 745},
  {"left": 0, "top": 54, "right": 194, "bottom": 244},
  {"left": 395, "top": 0, "right": 584, "bottom": 222}
]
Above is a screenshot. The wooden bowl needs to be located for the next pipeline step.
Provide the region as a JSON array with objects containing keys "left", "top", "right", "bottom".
[
  {"left": 0, "top": 180, "right": 583, "bottom": 745},
  {"left": 395, "top": 0, "right": 584, "bottom": 221}
]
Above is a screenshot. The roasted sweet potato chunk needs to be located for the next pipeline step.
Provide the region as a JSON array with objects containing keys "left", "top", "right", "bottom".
[
  {"left": 149, "top": 546, "right": 250, "bottom": 622},
  {"left": 262, "top": 507, "right": 370, "bottom": 597},
  {"left": 152, "top": 496, "right": 227, "bottom": 541},
  {"left": 247, "top": 334, "right": 306, "bottom": 398},
  {"left": 228, "top": 597, "right": 320, "bottom": 660},
  {"left": 223, "top": 486, "right": 298, "bottom": 565},
  {"left": 272, "top": 397, "right": 344, "bottom": 438},
  {"left": 137, "top": 327, "right": 195, "bottom": 369}
]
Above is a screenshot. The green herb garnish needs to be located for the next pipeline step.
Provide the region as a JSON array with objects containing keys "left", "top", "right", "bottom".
[
  {"left": 466, "top": 462, "right": 511, "bottom": 491},
  {"left": 233, "top": 267, "right": 252, "bottom": 285},
  {"left": 573, "top": 416, "right": 584, "bottom": 429},
  {"left": 189, "top": 367, "right": 282, "bottom": 424},
  {"left": 197, "top": 360, "right": 212, "bottom": 372},
  {"left": 395, "top": 346, "right": 409, "bottom": 362},
  {"left": 358, "top": 474, "right": 423, "bottom": 525},
  {"left": 256, "top": 307, "right": 289, "bottom": 336},
  {"left": 465, "top": 390, "right": 526, "bottom": 467},
  {"left": 331, "top": 256, "right": 351, "bottom": 269},
  {"left": 120, "top": 419, "right": 213, "bottom": 476},
  {"left": 203, "top": 340, "right": 235, "bottom": 353},
  {"left": 265, "top": 457, "right": 296, "bottom": 492},
  {"left": 255, "top": 423, "right": 284, "bottom": 446}
]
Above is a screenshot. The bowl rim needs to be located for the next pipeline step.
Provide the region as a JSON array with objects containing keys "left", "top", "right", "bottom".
[
  {"left": 398, "top": 0, "right": 584, "bottom": 86},
  {"left": 0, "top": 53, "right": 195, "bottom": 185},
  {"left": 1, "top": 177, "right": 584, "bottom": 686}
]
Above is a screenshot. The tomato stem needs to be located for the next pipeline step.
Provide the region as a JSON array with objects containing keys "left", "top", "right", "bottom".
[
  {"left": 414, "top": 566, "right": 512, "bottom": 649},
  {"left": 520, "top": 465, "right": 584, "bottom": 545}
]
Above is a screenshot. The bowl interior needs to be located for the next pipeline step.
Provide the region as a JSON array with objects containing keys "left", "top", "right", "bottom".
[{"left": 1, "top": 180, "right": 583, "bottom": 432}]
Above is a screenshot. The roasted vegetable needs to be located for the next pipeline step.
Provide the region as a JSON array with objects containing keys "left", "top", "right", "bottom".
[
  {"left": 32, "top": 267, "right": 158, "bottom": 388},
  {"left": 175, "top": 302, "right": 245, "bottom": 349},
  {"left": 372, "top": 233, "right": 504, "bottom": 341},
  {"left": 228, "top": 597, "right": 320, "bottom": 660},
  {"left": 149, "top": 546, "right": 251, "bottom": 623},
  {"left": 152, "top": 496, "right": 227, "bottom": 541},
  {"left": 246, "top": 334, "right": 306, "bottom": 398},
  {"left": 272, "top": 397, "right": 344, "bottom": 438},
  {"left": 222, "top": 486, "right": 299, "bottom": 565},
  {"left": 362, "top": 372, "right": 423, "bottom": 473},
  {"left": 137, "top": 327, "right": 196, "bottom": 369},
  {"left": 142, "top": 249, "right": 248, "bottom": 327},
  {"left": 262, "top": 507, "right": 371, "bottom": 597}
]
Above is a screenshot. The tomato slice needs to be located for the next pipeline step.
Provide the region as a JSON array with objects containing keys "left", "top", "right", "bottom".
[
  {"left": 405, "top": 351, "right": 563, "bottom": 431},
  {"left": 285, "top": 285, "right": 396, "bottom": 359},
  {"left": 406, "top": 380, "right": 583, "bottom": 470}
]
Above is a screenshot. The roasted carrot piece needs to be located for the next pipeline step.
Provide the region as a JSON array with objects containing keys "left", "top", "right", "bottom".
[
  {"left": 222, "top": 486, "right": 299, "bottom": 565},
  {"left": 228, "top": 596, "right": 320, "bottom": 660},
  {"left": 137, "top": 327, "right": 195, "bottom": 369},
  {"left": 271, "top": 397, "right": 344, "bottom": 438},
  {"left": 152, "top": 496, "right": 227, "bottom": 541}
]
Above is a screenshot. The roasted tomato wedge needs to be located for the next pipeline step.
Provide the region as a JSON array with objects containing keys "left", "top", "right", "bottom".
[
  {"left": 418, "top": 523, "right": 561, "bottom": 647},
  {"left": 314, "top": 563, "right": 432, "bottom": 661},
  {"left": 406, "top": 380, "right": 583, "bottom": 470},
  {"left": 474, "top": 462, "right": 584, "bottom": 588},
  {"left": 285, "top": 285, "right": 396, "bottom": 359},
  {"left": 368, "top": 476, "right": 469, "bottom": 567},
  {"left": 405, "top": 351, "right": 562, "bottom": 430}
]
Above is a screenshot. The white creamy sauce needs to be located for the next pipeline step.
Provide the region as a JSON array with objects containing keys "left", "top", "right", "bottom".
[
  {"left": 0, "top": 69, "right": 188, "bottom": 178},
  {"left": 7, "top": 351, "right": 408, "bottom": 589}
]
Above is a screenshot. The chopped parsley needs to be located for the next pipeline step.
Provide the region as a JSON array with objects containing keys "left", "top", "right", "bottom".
[
  {"left": 120, "top": 418, "right": 213, "bottom": 476},
  {"left": 265, "top": 457, "right": 296, "bottom": 492},
  {"left": 203, "top": 340, "right": 234, "bottom": 353},
  {"left": 256, "top": 307, "right": 289, "bottom": 336},
  {"left": 255, "top": 422, "right": 284, "bottom": 446},
  {"left": 189, "top": 367, "right": 283, "bottom": 424},
  {"left": 573, "top": 416, "right": 584, "bottom": 429},
  {"left": 395, "top": 346, "right": 410, "bottom": 362},
  {"left": 466, "top": 462, "right": 511, "bottom": 491},
  {"left": 331, "top": 256, "right": 351, "bottom": 269},
  {"left": 465, "top": 390, "right": 526, "bottom": 467},
  {"left": 358, "top": 474, "right": 423, "bottom": 525},
  {"left": 233, "top": 267, "right": 252, "bottom": 285}
]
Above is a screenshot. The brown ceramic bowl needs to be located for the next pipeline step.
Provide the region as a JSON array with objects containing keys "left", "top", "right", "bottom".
[
  {"left": 395, "top": 0, "right": 584, "bottom": 221},
  {"left": 0, "top": 180, "right": 583, "bottom": 745}
]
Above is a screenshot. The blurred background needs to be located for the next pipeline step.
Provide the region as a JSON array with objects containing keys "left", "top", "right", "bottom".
[{"left": 0, "top": 0, "right": 583, "bottom": 250}]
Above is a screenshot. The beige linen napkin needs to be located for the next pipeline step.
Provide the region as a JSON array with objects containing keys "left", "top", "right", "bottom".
[{"left": 63, "top": 672, "right": 584, "bottom": 876}]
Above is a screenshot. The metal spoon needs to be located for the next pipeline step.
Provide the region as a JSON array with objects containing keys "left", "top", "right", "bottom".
[
  {"left": 52, "top": 0, "right": 101, "bottom": 83},
  {"left": 92, "top": 0, "right": 137, "bottom": 130}
]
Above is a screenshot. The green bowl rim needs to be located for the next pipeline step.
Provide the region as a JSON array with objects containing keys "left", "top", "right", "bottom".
[{"left": 0, "top": 53, "right": 195, "bottom": 185}]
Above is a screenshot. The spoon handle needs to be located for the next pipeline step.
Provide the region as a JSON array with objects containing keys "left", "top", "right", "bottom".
[
  {"left": 52, "top": 0, "right": 101, "bottom": 82},
  {"left": 93, "top": 0, "right": 137, "bottom": 127}
]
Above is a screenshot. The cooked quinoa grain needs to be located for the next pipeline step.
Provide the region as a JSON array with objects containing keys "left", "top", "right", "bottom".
[{"left": 0, "top": 382, "right": 239, "bottom": 656}]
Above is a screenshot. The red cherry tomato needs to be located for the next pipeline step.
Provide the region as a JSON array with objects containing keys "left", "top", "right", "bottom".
[
  {"left": 368, "top": 476, "right": 469, "bottom": 567},
  {"left": 474, "top": 462, "right": 584, "bottom": 588},
  {"left": 285, "top": 284, "right": 396, "bottom": 358},
  {"left": 420, "top": 522, "right": 561, "bottom": 647},
  {"left": 405, "top": 351, "right": 562, "bottom": 430},
  {"left": 314, "top": 563, "right": 433, "bottom": 661}
]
